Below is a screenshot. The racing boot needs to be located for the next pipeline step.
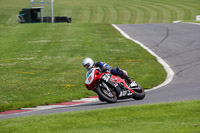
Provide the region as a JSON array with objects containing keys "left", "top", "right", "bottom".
[
  {"left": 124, "top": 75, "right": 138, "bottom": 88},
  {"left": 129, "top": 81, "right": 138, "bottom": 88}
]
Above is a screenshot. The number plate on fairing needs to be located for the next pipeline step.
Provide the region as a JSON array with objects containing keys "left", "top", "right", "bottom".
[{"left": 101, "top": 74, "right": 111, "bottom": 82}]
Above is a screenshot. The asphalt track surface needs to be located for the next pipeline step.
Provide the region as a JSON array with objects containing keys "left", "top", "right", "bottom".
[{"left": 1, "top": 23, "right": 200, "bottom": 119}]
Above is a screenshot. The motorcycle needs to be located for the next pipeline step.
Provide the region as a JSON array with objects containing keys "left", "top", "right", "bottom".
[{"left": 85, "top": 67, "right": 145, "bottom": 103}]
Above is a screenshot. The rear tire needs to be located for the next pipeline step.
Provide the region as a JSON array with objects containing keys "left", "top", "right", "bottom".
[
  {"left": 132, "top": 84, "right": 145, "bottom": 100},
  {"left": 96, "top": 85, "right": 117, "bottom": 103}
]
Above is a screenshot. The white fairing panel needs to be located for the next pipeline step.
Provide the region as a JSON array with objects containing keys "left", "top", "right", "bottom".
[{"left": 85, "top": 69, "right": 95, "bottom": 84}]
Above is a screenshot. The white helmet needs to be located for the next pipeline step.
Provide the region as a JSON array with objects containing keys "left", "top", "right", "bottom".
[{"left": 82, "top": 57, "right": 94, "bottom": 71}]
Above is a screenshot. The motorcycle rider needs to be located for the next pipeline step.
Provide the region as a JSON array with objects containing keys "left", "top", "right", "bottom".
[{"left": 82, "top": 57, "right": 137, "bottom": 88}]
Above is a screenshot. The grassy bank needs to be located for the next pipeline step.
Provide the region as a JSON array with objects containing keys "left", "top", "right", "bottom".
[
  {"left": 0, "top": 23, "right": 166, "bottom": 112},
  {"left": 0, "top": 100, "right": 200, "bottom": 133},
  {"left": 0, "top": 0, "right": 200, "bottom": 24}
]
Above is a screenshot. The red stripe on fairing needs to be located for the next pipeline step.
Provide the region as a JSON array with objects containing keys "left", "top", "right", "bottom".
[
  {"left": 110, "top": 75, "right": 130, "bottom": 88},
  {"left": 0, "top": 110, "right": 32, "bottom": 115},
  {"left": 128, "top": 88, "right": 135, "bottom": 94}
]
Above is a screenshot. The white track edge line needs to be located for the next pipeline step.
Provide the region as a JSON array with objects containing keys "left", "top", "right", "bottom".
[
  {"left": 21, "top": 102, "right": 91, "bottom": 111},
  {"left": 182, "top": 22, "right": 200, "bottom": 25},
  {"left": 112, "top": 24, "right": 175, "bottom": 92}
]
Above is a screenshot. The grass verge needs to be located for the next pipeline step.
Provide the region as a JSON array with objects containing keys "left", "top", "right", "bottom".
[
  {"left": 0, "top": 0, "right": 200, "bottom": 24},
  {"left": 0, "top": 100, "right": 200, "bottom": 133}
]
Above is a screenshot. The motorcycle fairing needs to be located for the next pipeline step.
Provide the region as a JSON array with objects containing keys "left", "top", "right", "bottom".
[
  {"left": 85, "top": 69, "right": 102, "bottom": 90},
  {"left": 85, "top": 68, "right": 135, "bottom": 96},
  {"left": 100, "top": 73, "right": 131, "bottom": 97}
]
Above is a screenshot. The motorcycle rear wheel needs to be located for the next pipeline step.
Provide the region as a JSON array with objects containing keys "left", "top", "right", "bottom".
[
  {"left": 96, "top": 85, "right": 117, "bottom": 103},
  {"left": 132, "top": 84, "right": 145, "bottom": 100}
]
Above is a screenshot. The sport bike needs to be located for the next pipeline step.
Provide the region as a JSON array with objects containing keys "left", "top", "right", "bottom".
[{"left": 85, "top": 67, "right": 145, "bottom": 103}]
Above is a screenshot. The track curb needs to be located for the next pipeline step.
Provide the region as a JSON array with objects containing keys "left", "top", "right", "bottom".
[{"left": 0, "top": 96, "right": 99, "bottom": 115}]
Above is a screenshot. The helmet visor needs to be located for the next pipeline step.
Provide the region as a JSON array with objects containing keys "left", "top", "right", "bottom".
[{"left": 84, "top": 64, "right": 90, "bottom": 70}]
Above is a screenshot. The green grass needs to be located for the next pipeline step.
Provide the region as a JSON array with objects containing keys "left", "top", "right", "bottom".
[
  {"left": 0, "top": 100, "right": 200, "bottom": 133},
  {"left": 0, "top": 0, "right": 200, "bottom": 24},
  {"left": 0, "top": 23, "right": 166, "bottom": 112},
  {"left": 0, "top": 0, "right": 199, "bottom": 111}
]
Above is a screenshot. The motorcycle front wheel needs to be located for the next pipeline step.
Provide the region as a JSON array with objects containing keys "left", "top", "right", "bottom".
[{"left": 96, "top": 85, "right": 117, "bottom": 103}]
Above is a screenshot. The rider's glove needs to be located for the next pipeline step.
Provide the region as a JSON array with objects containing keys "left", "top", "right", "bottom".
[
  {"left": 101, "top": 66, "right": 109, "bottom": 72},
  {"left": 116, "top": 67, "right": 123, "bottom": 73}
]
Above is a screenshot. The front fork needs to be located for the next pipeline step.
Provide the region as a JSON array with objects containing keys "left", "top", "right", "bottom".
[{"left": 99, "top": 82, "right": 114, "bottom": 97}]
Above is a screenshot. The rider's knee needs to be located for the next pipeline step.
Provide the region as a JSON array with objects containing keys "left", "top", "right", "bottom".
[{"left": 111, "top": 67, "right": 126, "bottom": 77}]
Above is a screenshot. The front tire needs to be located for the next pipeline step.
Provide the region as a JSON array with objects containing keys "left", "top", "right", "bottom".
[{"left": 96, "top": 85, "right": 117, "bottom": 103}]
